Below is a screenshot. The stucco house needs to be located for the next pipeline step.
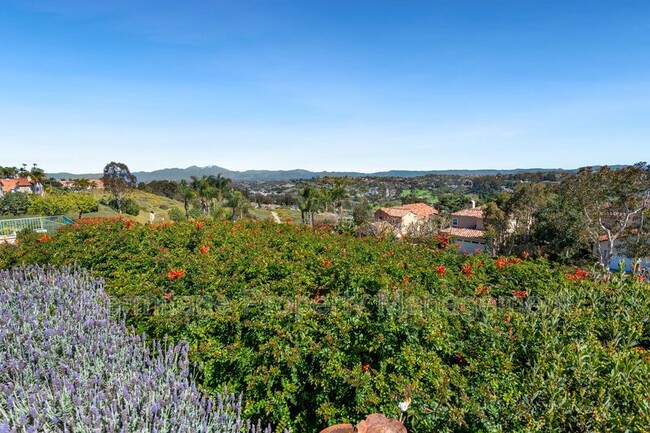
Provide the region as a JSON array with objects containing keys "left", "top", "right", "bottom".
[
  {"left": 0, "top": 178, "right": 44, "bottom": 198},
  {"left": 440, "top": 204, "right": 487, "bottom": 253},
  {"left": 374, "top": 202, "right": 439, "bottom": 236}
]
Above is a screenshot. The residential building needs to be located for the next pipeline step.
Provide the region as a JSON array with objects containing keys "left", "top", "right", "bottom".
[
  {"left": 0, "top": 178, "right": 44, "bottom": 197},
  {"left": 440, "top": 204, "right": 487, "bottom": 253},
  {"left": 374, "top": 202, "right": 439, "bottom": 236}
]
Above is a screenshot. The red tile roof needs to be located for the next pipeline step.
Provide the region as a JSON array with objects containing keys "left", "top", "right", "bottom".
[
  {"left": 440, "top": 227, "right": 486, "bottom": 240},
  {"left": 376, "top": 203, "right": 438, "bottom": 220},
  {"left": 451, "top": 206, "right": 484, "bottom": 218},
  {"left": 395, "top": 203, "right": 439, "bottom": 218},
  {"left": 1, "top": 179, "right": 32, "bottom": 193},
  {"left": 376, "top": 208, "right": 416, "bottom": 218}
]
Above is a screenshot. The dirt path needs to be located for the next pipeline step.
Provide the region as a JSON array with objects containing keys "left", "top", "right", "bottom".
[{"left": 271, "top": 211, "right": 282, "bottom": 223}]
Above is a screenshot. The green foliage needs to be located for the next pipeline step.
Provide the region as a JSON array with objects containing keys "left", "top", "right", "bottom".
[
  {"left": 105, "top": 197, "right": 140, "bottom": 216},
  {"left": 1, "top": 220, "right": 649, "bottom": 432},
  {"left": 168, "top": 207, "right": 185, "bottom": 222},
  {"left": 0, "top": 192, "right": 29, "bottom": 215}
]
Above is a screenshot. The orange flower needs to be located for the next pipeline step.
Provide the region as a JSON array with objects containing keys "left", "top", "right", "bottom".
[
  {"left": 321, "top": 259, "right": 332, "bottom": 267},
  {"left": 461, "top": 263, "right": 473, "bottom": 276},
  {"left": 566, "top": 268, "right": 588, "bottom": 280},
  {"left": 167, "top": 269, "right": 186, "bottom": 280},
  {"left": 475, "top": 285, "right": 489, "bottom": 295},
  {"left": 199, "top": 245, "right": 210, "bottom": 254},
  {"left": 124, "top": 220, "right": 134, "bottom": 229},
  {"left": 361, "top": 364, "right": 370, "bottom": 372},
  {"left": 38, "top": 235, "right": 51, "bottom": 243},
  {"left": 195, "top": 221, "right": 205, "bottom": 228},
  {"left": 163, "top": 292, "right": 173, "bottom": 301},
  {"left": 496, "top": 258, "right": 507, "bottom": 270},
  {"left": 512, "top": 290, "right": 527, "bottom": 298},
  {"left": 401, "top": 275, "right": 411, "bottom": 284},
  {"left": 522, "top": 251, "right": 530, "bottom": 259},
  {"left": 435, "top": 265, "right": 446, "bottom": 276}
]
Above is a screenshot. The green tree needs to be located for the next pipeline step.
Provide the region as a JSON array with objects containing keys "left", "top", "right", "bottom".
[
  {"left": 101, "top": 162, "right": 137, "bottom": 214},
  {"left": 226, "top": 190, "right": 250, "bottom": 221},
  {"left": 561, "top": 163, "right": 650, "bottom": 267},
  {"left": 0, "top": 193, "right": 29, "bottom": 216},
  {"left": 179, "top": 180, "right": 197, "bottom": 220},
  {"left": 299, "top": 185, "right": 321, "bottom": 227},
  {"left": 28, "top": 193, "right": 72, "bottom": 216},
  {"left": 70, "top": 194, "right": 99, "bottom": 218}
]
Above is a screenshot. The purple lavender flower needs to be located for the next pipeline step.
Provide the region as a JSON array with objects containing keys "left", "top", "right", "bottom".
[{"left": 0, "top": 266, "right": 274, "bottom": 432}]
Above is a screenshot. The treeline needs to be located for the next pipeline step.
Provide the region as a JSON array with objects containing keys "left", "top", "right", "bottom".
[{"left": 482, "top": 163, "right": 650, "bottom": 267}]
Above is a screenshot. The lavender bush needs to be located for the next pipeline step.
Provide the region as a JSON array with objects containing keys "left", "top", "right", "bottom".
[{"left": 0, "top": 265, "right": 271, "bottom": 433}]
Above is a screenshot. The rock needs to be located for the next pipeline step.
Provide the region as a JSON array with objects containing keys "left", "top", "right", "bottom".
[
  {"left": 356, "top": 414, "right": 406, "bottom": 433},
  {"left": 319, "top": 423, "right": 356, "bottom": 433}
]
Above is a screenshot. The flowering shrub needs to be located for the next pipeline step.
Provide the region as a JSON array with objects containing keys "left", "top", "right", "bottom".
[
  {"left": 1, "top": 220, "right": 649, "bottom": 432},
  {"left": 0, "top": 266, "right": 270, "bottom": 433}
]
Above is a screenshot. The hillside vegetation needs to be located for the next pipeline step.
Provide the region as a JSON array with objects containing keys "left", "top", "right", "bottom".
[{"left": 1, "top": 219, "right": 649, "bottom": 432}]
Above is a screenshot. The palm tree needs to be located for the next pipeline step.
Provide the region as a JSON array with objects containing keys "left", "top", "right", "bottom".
[
  {"left": 330, "top": 179, "right": 349, "bottom": 222},
  {"left": 226, "top": 190, "right": 250, "bottom": 221},
  {"left": 179, "top": 179, "right": 197, "bottom": 219},
  {"left": 299, "top": 185, "right": 321, "bottom": 227}
]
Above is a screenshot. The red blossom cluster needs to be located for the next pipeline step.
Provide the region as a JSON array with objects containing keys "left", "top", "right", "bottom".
[
  {"left": 512, "top": 290, "right": 527, "bottom": 298},
  {"left": 321, "top": 259, "right": 332, "bottom": 267},
  {"left": 434, "top": 234, "right": 450, "bottom": 248},
  {"left": 195, "top": 221, "right": 205, "bottom": 228},
  {"left": 566, "top": 268, "right": 589, "bottom": 281},
  {"left": 124, "top": 220, "right": 134, "bottom": 229},
  {"left": 496, "top": 257, "right": 523, "bottom": 270},
  {"left": 461, "top": 263, "right": 473, "bottom": 276},
  {"left": 38, "top": 235, "right": 51, "bottom": 243},
  {"left": 163, "top": 292, "right": 173, "bottom": 301},
  {"left": 199, "top": 245, "right": 210, "bottom": 254},
  {"left": 167, "top": 269, "right": 186, "bottom": 280},
  {"left": 435, "top": 265, "right": 446, "bottom": 276}
]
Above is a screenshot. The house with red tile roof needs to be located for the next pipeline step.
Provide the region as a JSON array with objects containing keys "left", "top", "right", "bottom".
[
  {"left": 374, "top": 202, "right": 439, "bottom": 236},
  {"left": 0, "top": 178, "right": 44, "bottom": 197},
  {"left": 440, "top": 204, "right": 487, "bottom": 253}
]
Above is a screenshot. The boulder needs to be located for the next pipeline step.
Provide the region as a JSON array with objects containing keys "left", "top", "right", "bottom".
[
  {"left": 356, "top": 414, "right": 406, "bottom": 433},
  {"left": 319, "top": 424, "right": 356, "bottom": 433}
]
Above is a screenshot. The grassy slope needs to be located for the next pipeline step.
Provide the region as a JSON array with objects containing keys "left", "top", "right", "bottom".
[{"left": 74, "top": 190, "right": 186, "bottom": 224}]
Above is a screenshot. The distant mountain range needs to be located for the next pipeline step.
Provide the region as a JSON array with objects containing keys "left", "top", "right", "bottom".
[{"left": 47, "top": 165, "right": 574, "bottom": 182}]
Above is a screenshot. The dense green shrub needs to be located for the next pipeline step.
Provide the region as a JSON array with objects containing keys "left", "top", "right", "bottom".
[{"left": 1, "top": 219, "right": 649, "bottom": 432}]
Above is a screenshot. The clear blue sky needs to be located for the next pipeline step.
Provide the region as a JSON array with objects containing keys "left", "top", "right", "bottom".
[{"left": 1, "top": 0, "right": 649, "bottom": 173}]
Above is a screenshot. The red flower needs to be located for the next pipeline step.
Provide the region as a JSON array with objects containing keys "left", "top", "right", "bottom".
[
  {"left": 199, "top": 245, "right": 209, "bottom": 254},
  {"left": 163, "top": 292, "right": 173, "bottom": 301},
  {"left": 435, "top": 234, "right": 450, "bottom": 248},
  {"left": 512, "top": 290, "right": 527, "bottom": 298},
  {"left": 461, "top": 263, "right": 473, "bottom": 276},
  {"left": 167, "top": 269, "right": 186, "bottom": 280},
  {"left": 124, "top": 220, "right": 134, "bottom": 229},
  {"left": 195, "top": 221, "right": 205, "bottom": 228},
  {"left": 435, "top": 265, "right": 446, "bottom": 276},
  {"left": 496, "top": 258, "right": 507, "bottom": 270},
  {"left": 321, "top": 259, "right": 332, "bottom": 267},
  {"left": 38, "top": 235, "right": 51, "bottom": 243},
  {"left": 361, "top": 364, "right": 370, "bottom": 372},
  {"left": 566, "top": 268, "right": 588, "bottom": 280},
  {"left": 401, "top": 276, "right": 411, "bottom": 284},
  {"left": 522, "top": 251, "right": 530, "bottom": 259}
]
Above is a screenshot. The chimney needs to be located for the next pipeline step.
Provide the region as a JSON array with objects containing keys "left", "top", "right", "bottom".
[{"left": 470, "top": 200, "right": 476, "bottom": 209}]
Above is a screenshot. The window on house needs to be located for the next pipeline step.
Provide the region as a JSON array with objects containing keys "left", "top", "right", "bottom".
[{"left": 451, "top": 218, "right": 458, "bottom": 227}]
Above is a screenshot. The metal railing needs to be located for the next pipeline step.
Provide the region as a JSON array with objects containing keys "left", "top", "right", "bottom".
[{"left": 0, "top": 216, "right": 74, "bottom": 238}]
